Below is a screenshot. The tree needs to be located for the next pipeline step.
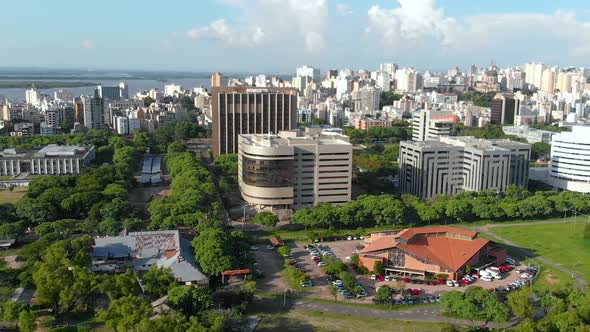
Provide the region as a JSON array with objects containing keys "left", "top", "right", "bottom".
[
  {"left": 531, "top": 142, "right": 551, "bottom": 161},
  {"left": 373, "top": 261, "right": 384, "bottom": 275},
  {"left": 18, "top": 310, "right": 36, "bottom": 332},
  {"left": 142, "top": 266, "right": 175, "bottom": 298},
  {"left": 254, "top": 212, "right": 279, "bottom": 227},
  {"left": 277, "top": 246, "right": 290, "bottom": 256},
  {"left": 2, "top": 301, "right": 25, "bottom": 322},
  {"left": 508, "top": 289, "right": 534, "bottom": 319},
  {"left": 167, "top": 286, "right": 211, "bottom": 317},
  {"left": 97, "top": 295, "right": 151, "bottom": 332},
  {"left": 329, "top": 284, "right": 338, "bottom": 301},
  {"left": 143, "top": 96, "right": 156, "bottom": 107},
  {"left": 374, "top": 285, "right": 394, "bottom": 302},
  {"left": 192, "top": 228, "right": 234, "bottom": 275}
]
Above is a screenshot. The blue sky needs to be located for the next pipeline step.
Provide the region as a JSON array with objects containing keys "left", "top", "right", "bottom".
[{"left": 1, "top": 0, "right": 589, "bottom": 73}]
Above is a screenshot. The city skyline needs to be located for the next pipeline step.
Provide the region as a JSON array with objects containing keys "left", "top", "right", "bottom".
[{"left": 1, "top": 0, "right": 590, "bottom": 72}]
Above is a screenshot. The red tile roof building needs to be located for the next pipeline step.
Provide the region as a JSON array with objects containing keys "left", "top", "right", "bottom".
[{"left": 359, "top": 226, "right": 505, "bottom": 280}]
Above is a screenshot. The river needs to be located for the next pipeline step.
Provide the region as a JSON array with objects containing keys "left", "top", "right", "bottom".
[{"left": 0, "top": 78, "right": 211, "bottom": 102}]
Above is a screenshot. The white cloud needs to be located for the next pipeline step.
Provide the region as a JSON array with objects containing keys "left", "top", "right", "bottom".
[
  {"left": 186, "top": 0, "right": 327, "bottom": 52},
  {"left": 367, "top": 0, "right": 590, "bottom": 64},
  {"left": 80, "top": 39, "right": 95, "bottom": 49},
  {"left": 336, "top": 3, "right": 352, "bottom": 16}
]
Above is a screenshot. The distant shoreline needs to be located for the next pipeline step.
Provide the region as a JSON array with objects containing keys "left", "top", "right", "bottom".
[{"left": 0, "top": 81, "right": 98, "bottom": 89}]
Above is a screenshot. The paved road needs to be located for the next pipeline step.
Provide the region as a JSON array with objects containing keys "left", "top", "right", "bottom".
[
  {"left": 475, "top": 219, "right": 587, "bottom": 291},
  {"left": 255, "top": 296, "right": 517, "bottom": 329}
]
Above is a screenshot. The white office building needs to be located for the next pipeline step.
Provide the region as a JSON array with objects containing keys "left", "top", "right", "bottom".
[
  {"left": 238, "top": 128, "right": 353, "bottom": 211},
  {"left": 547, "top": 126, "right": 590, "bottom": 193},
  {"left": 25, "top": 88, "right": 40, "bottom": 106},
  {"left": 399, "top": 137, "right": 531, "bottom": 200},
  {"left": 412, "top": 110, "right": 457, "bottom": 141}
]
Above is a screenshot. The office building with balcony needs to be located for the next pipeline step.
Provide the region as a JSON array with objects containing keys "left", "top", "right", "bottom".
[
  {"left": 238, "top": 128, "right": 352, "bottom": 211},
  {"left": 399, "top": 136, "right": 530, "bottom": 199},
  {"left": 212, "top": 87, "right": 297, "bottom": 155}
]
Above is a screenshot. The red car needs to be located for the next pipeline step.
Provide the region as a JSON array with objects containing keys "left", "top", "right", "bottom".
[
  {"left": 312, "top": 257, "right": 320, "bottom": 262},
  {"left": 412, "top": 289, "right": 420, "bottom": 296},
  {"left": 403, "top": 277, "right": 410, "bottom": 283},
  {"left": 460, "top": 279, "right": 469, "bottom": 285},
  {"left": 376, "top": 275, "right": 385, "bottom": 282},
  {"left": 438, "top": 279, "right": 445, "bottom": 285}
]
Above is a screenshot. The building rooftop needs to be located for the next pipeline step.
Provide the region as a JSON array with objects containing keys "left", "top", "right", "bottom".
[
  {"left": 0, "top": 144, "right": 91, "bottom": 159},
  {"left": 91, "top": 230, "right": 208, "bottom": 284},
  {"left": 240, "top": 129, "right": 352, "bottom": 148},
  {"left": 360, "top": 226, "right": 489, "bottom": 272},
  {"left": 403, "top": 136, "right": 529, "bottom": 152}
]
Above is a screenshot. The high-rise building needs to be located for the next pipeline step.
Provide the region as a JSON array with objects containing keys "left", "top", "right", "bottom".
[
  {"left": 547, "top": 126, "right": 590, "bottom": 193},
  {"left": 395, "top": 67, "right": 417, "bottom": 92},
  {"left": 412, "top": 109, "right": 457, "bottom": 141},
  {"left": 524, "top": 62, "right": 546, "bottom": 88},
  {"left": 211, "top": 73, "right": 223, "bottom": 87},
  {"left": 238, "top": 128, "right": 352, "bottom": 210},
  {"left": 119, "top": 82, "right": 129, "bottom": 99},
  {"left": 211, "top": 87, "right": 297, "bottom": 155},
  {"left": 399, "top": 136, "right": 531, "bottom": 199},
  {"left": 25, "top": 88, "right": 40, "bottom": 106},
  {"left": 97, "top": 85, "right": 123, "bottom": 100},
  {"left": 296, "top": 66, "right": 320, "bottom": 83},
  {"left": 114, "top": 116, "right": 129, "bottom": 135},
  {"left": 82, "top": 96, "right": 105, "bottom": 129},
  {"left": 490, "top": 94, "right": 519, "bottom": 125},
  {"left": 355, "top": 85, "right": 381, "bottom": 112}
]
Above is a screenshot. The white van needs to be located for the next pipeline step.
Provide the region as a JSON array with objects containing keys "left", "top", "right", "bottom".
[{"left": 485, "top": 268, "right": 502, "bottom": 279}]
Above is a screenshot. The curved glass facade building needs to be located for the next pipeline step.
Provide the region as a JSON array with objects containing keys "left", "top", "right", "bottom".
[{"left": 238, "top": 129, "right": 353, "bottom": 211}]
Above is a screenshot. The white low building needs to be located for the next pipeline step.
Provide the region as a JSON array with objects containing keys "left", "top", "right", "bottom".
[{"left": 0, "top": 145, "right": 95, "bottom": 176}]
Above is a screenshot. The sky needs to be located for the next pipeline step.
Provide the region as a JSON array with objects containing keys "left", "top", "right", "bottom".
[{"left": 1, "top": 0, "right": 590, "bottom": 73}]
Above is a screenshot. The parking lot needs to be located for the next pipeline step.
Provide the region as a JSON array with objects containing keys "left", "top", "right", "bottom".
[{"left": 254, "top": 238, "right": 537, "bottom": 304}]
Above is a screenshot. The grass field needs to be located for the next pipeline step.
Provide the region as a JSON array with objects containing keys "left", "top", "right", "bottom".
[
  {"left": 491, "top": 222, "right": 590, "bottom": 280},
  {"left": 256, "top": 310, "right": 451, "bottom": 332},
  {"left": 0, "top": 187, "right": 27, "bottom": 203}
]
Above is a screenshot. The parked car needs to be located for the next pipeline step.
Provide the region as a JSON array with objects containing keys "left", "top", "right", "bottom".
[
  {"left": 300, "top": 280, "right": 313, "bottom": 287},
  {"left": 481, "top": 276, "right": 493, "bottom": 282},
  {"left": 317, "top": 261, "right": 326, "bottom": 267},
  {"left": 250, "top": 246, "right": 259, "bottom": 251},
  {"left": 446, "top": 280, "right": 454, "bottom": 287},
  {"left": 385, "top": 275, "right": 396, "bottom": 282},
  {"left": 347, "top": 236, "right": 352, "bottom": 241},
  {"left": 333, "top": 280, "right": 343, "bottom": 286},
  {"left": 266, "top": 245, "right": 276, "bottom": 250},
  {"left": 452, "top": 280, "right": 460, "bottom": 287}
]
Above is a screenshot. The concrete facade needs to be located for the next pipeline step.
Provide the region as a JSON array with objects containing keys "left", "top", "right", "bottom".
[
  {"left": 399, "top": 136, "right": 530, "bottom": 199},
  {"left": 238, "top": 128, "right": 352, "bottom": 210},
  {"left": 412, "top": 109, "right": 457, "bottom": 141},
  {"left": 0, "top": 145, "right": 95, "bottom": 176},
  {"left": 548, "top": 126, "right": 590, "bottom": 193}
]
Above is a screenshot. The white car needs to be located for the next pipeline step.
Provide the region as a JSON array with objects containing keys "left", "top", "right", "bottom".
[
  {"left": 250, "top": 246, "right": 259, "bottom": 251},
  {"left": 452, "top": 280, "right": 460, "bottom": 287},
  {"left": 317, "top": 261, "right": 326, "bottom": 267},
  {"left": 333, "top": 280, "right": 343, "bottom": 285},
  {"left": 266, "top": 245, "right": 275, "bottom": 250},
  {"left": 345, "top": 256, "right": 351, "bottom": 261},
  {"left": 371, "top": 274, "right": 377, "bottom": 280},
  {"left": 347, "top": 236, "right": 352, "bottom": 241},
  {"left": 481, "top": 276, "right": 493, "bottom": 282},
  {"left": 446, "top": 280, "right": 454, "bottom": 287}
]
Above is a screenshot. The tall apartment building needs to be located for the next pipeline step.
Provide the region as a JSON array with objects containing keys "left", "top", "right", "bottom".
[
  {"left": 211, "top": 73, "right": 223, "bottom": 87},
  {"left": 211, "top": 87, "right": 297, "bottom": 155},
  {"left": 524, "top": 62, "right": 546, "bottom": 88},
  {"left": 412, "top": 110, "right": 457, "bottom": 141},
  {"left": 490, "top": 94, "right": 519, "bottom": 125},
  {"left": 97, "top": 85, "right": 123, "bottom": 100},
  {"left": 82, "top": 96, "right": 105, "bottom": 129},
  {"left": 238, "top": 128, "right": 352, "bottom": 210},
  {"left": 399, "top": 136, "right": 531, "bottom": 199},
  {"left": 354, "top": 85, "right": 381, "bottom": 112},
  {"left": 25, "top": 88, "right": 40, "bottom": 106}
]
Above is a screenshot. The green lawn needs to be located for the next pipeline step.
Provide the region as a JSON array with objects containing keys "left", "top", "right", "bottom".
[
  {"left": 491, "top": 223, "right": 590, "bottom": 280},
  {"left": 0, "top": 187, "right": 27, "bottom": 203},
  {"left": 256, "top": 310, "right": 452, "bottom": 332}
]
